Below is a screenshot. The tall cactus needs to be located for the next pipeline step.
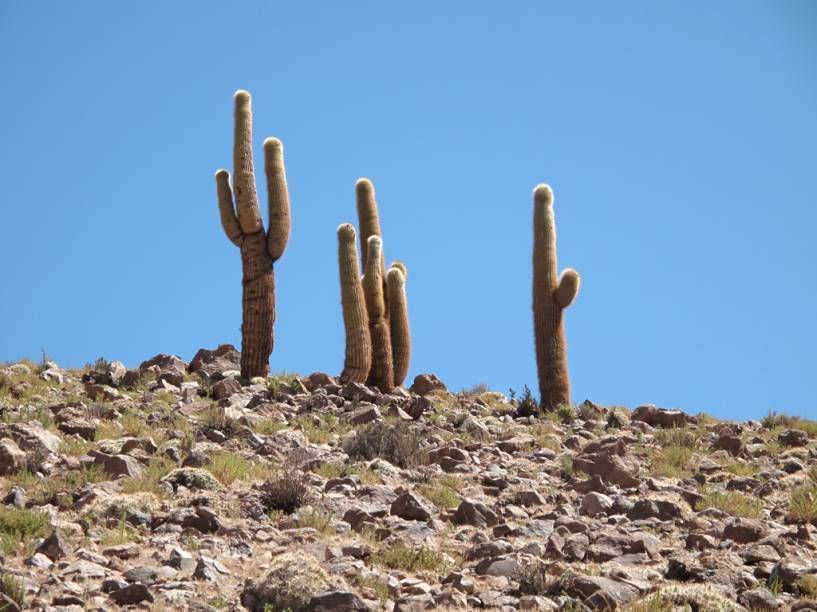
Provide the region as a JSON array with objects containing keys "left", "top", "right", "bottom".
[
  {"left": 338, "top": 224, "right": 371, "bottom": 383},
  {"left": 532, "top": 184, "right": 580, "bottom": 410},
  {"left": 215, "top": 90, "right": 291, "bottom": 379},
  {"left": 363, "top": 236, "right": 394, "bottom": 391}
]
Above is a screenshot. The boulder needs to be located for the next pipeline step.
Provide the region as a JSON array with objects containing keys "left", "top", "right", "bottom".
[
  {"left": 241, "top": 551, "right": 335, "bottom": 612},
  {"left": 0, "top": 438, "right": 26, "bottom": 475},
  {"left": 189, "top": 344, "right": 242, "bottom": 382},
  {"left": 409, "top": 374, "right": 447, "bottom": 396}
]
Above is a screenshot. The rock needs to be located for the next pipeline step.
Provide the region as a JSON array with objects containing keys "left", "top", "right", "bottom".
[
  {"left": 566, "top": 575, "right": 639, "bottom": 607},
  {"left": 407, "top": 396, "right": 432, "bottom": 420},
  {"left": 626, "top": 499, "right": 683, "bottom": 521},
  {"left": 0, "top": 422, "right": 62, "bottom": 455},
  {"left": 631, "top": 405, "right": 690, "bottom": 428},
  {"left": 241, "top": 551, "right": 334, "bottom": 612},
  {"left": 36, "top": 529, "right": 72, "bottom": 561},
  {"left": 722, "top": 518, "right": 767, "bottom": 544},
  {"left": 779, "top": 429, "right": 809, "bottom": 447},
  {"left": 0, "top": 438, "right": 26, "bottom": 475},
  {"left": 474, "top": 556, "right": 520, "bottom": 577},
  {"left": 339, "top": 382, "right": 378, "bottom": 403},
  {"left": 189, "top": 344, "right": 242, "bottom": 382},
  {"left": 212, "top": 376, "right": 242, "bottom": 400},
  {"left": 0, "top": 594, "right": 20, "bottom": 612},
  {"left": 580, "top": 492, "right": 613, "bottom": 517},
  {"left": 303, "top": 372, "right": 337, "bottom": 392},
  {"left": 93, "top": 452, "right": 145, "bottom": 478},
  {"left": 342, "top": 404, "right": 381, "bottom": 425},
  {"left": 452, "top": 499, "right": 499, "bottom": 527},
  {"left": 391, "top": 489, "right": 434, "bottom": 521},
  {"left": 712, "top": 434, "right": 743, "bottom": 456},
  {"left": 307, "top": 590, "right": 371, "bottom": 611},
  {"left": 409, "top": 374, "right": 447, "bottom": 396},
  {"left": 738, "top": 588, "right": 780, "bottom": 610},
  {"left": 573, "top": 440, "right": 641, "bottom": 488},
  {"left": 161, "top": 467, "right": 220, "bottom": 491},
  {"left": 194, "top": 556, "right": 231, "bottom": 581},
  {"left": 3, "top": 486, "right": 26, "bottom": 508},
  {"left": 57, "top": 417, "right": 98, "bottom": 440},
  {"left": 110, "top": 583, "right": 154, "bottom": 605},
  {"left": 139, "top": 353, "right": 186, "bottom": 386}
]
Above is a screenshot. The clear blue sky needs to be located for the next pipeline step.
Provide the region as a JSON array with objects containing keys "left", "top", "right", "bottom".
[{"left": 1, "top": 1, "right": 815, "bottom": 420}]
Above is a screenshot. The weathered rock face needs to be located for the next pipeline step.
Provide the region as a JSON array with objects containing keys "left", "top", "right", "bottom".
[
  {"left": 0, "top": 359, "right": 814, "bottom": 611},
  {"left": 573, "top": 437, "right": 641, "bottom": 488},
  {"left": 189, "top": 344, "right": 242, "bottom": 382},
  {"left": 409, "top": 373, "right": 447, "bottom": 396}
]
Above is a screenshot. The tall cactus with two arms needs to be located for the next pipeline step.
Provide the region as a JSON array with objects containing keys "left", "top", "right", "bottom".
[
  {"left": 215, "top": 90, "right": 291, "bottom": 379},
  {"left": 532, "top": 184, "right": 580, "bottom": 410}
]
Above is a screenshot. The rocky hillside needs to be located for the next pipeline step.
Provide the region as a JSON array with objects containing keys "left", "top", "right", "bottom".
[{"left": 0, "top": 346, "right": 815, "bottom": 611}]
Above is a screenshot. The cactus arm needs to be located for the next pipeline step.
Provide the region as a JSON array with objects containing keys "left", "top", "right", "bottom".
[
  {"left": 387, "top": 266, "right": 410, "bottom": 387},
  {"left": 232, "top": 90, "right": 264, "bottom": 235},
  {"left": 555, "top": 268, "right": 580, "bottom": 308},
  {"left": 264, "top": 137, "right": 291, "bottom": 262},
  {"left": 355, "top": 178, "right": 383, "bottom": 273},
  {"left": 338, "top": 224, "right": 372, "bottom": 383},
  {"left": 215, "top": 169, "right": 243, "bottom": 246},
  {"left": 363, "top": 235, "right": 394, "bottom": 391}
]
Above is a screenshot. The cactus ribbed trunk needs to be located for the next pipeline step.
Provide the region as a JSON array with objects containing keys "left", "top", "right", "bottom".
[
  {"left": 363, "top": 236, "right": 394, "bottom": 391},
  {"left": 532, "top": 184, "right": 580, "bottom": 410},
  {"left": 240, "top": 232, "right": 275, "bottom": 378},
  {"left": 338, "top": 224, "right": 371, "bottom": 383},
  {"left": 215, "top": 90, "right": 291, "bottom": 380}
]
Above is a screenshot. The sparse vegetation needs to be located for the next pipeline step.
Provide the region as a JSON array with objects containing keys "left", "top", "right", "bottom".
[
  {"left": 651, "top": 445, "right": 696, "bottom": 479},
  {"left": 120, "top": 457, "right": 175, "bottom": 496},
  {"left": 0, "top": 507, "right": 50, "bottom": 554},
  {"left": 313, "top": 462, "right": 380, "bottom": 485},
  {"left": 788, "top": 485, "right": 817, "bottom": 524},
  {"left": 695, "top": 490, "right": 764, "bottom": 519},
  {"left": 372, "top": 543, "right": 447, "bottom": 573},
  {"left": 0, "top": 573, "right": 26, "bottom": 610},
  {"left": 343, "top": 420, "right": 425, "bottom": 468}
]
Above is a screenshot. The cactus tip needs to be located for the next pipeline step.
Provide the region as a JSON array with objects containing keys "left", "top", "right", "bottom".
[
  {"left": 387, "top": 266, "right": 404, "bottom": 286},
  {"left": 337, "top": 223, "right": 356, "bottom": 239},
  {"left": 367, "top": 235, "right": 382, "bottom": 250},
  {"left": 263, "top": 137, "right": 283, "bottom": 152},
  {"left": 356, "top": 177, "right": 374, "bottom": 194},
  {"left": 533, "top": 183, "right": 554, "bottom": 205}
]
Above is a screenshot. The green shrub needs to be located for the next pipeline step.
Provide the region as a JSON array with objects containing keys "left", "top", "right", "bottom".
[
  {"left": 372, "top": 543, "right": 447, "bottom": 572},
  {"left": 788, "top": 485, "right": 817, "bottom": 524},
  {"left": 0, "top": 574, "right": 25, "bottom": 609}
]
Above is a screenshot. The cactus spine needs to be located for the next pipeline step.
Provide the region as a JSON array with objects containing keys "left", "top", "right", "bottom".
[
  {"left": 338, "top": 224, "right": 371, "bottom": 383},
  {"left": 363, "top": 236, "right": 394, "bottom": 391},
  {"left": 215, "top": 90, "right": 291, "bottom": 379},
  {"left": 532, "top": 184, "right": 580, "bottom": 410}
]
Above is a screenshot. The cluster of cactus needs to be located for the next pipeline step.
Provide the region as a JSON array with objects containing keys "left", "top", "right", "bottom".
[
  {"left": 212, "top": 90, "right": 579, "bottom": 409},
  {"left": 337, "top": 179, "right": 410, "bottom": 391},
  {"left": 214, "top": 90, "right": 291, "bottom": 379}
]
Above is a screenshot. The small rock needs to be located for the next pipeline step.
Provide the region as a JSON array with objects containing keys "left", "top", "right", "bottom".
[
  {"left": 110, "top": 583, "right": 154, "bottom": 605},
  {"left": 409, "top": 373, "right": 447, "bottom": 396}
]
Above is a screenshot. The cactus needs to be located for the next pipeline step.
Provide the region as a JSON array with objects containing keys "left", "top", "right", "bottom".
[
  {"left": 532, "top": 184, "right": 580, "bottom": 410},
  {"left": 337, "top": 224, "right": 371, "bottom": 383},
  {"left": 363, "top": 236, "right": 394, "bottom": 391},
  {"left": 387, "top": 265, "right": 410, "bottom": 387},
  {"left": 215, "top": 90, "right": 291, "bottom": 379}
]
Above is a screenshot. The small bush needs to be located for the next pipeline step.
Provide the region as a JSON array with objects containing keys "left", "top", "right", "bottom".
[
  {"left": 312, "top": 462, "right": 380, "bottom": 485},
  {"left": 725, "top": 461, "right": 757, "bottom": 477},
  {"left": 371, "top": 543, "right": 447, "bottom": 572},
  {"left": 515, "top": 560, "right": 550, "bottom": 596},
  {"left": 419, "top": 480, "right": 461, "bottom": 509},
  {"left": 0, "top": 507, "right": 50, "bottom": 554},
  {"left": 260, "top": 467, "right": 311, "bottom": 515},
  {"left": 651, "top": 445, "right": 695, "bottom": 479},
  {"left": 199, "top": 405, "right": 240, "bottom": 438},
  {"left": 297, "top": 508, "right": 335, "bottom": 535},
  {"left": 695, "top": 490, "right": 763, "bottom": 519},
  {"left": 120, "top": 457, "right": 176, "bottom": 496},
  {"left": 343, "top": 421, "right": 424, "bottom": 468},
  {"left": 788, "top": 485, "right": 817, "bottom": 524},
  {"left": 512, "top": 385, "right": 540, "bottom": 418},
  {"left": 798, "top": 575, "right": 817, "bottom": 598}
]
